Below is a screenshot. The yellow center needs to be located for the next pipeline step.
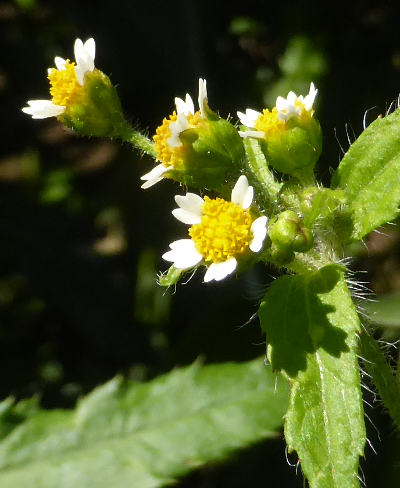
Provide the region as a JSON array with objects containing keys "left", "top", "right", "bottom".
[
  {"left": 254, "top": 107, "right": 286, "bottom": 136},
  {"left": 47, "top": 60, "right": 82, "bottom": 107},
  {"left": 189, "top": 197, "right": 253, "bottom": 263},
  {"left": 153, "top": 111, "right": 202, "bottom": 169}
]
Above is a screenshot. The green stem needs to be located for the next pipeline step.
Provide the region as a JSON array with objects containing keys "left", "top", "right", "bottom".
[
  {"left": 359, "top": 329, "right": 400, "bottom": 431},
  {"left": 119, "top": 123, "right": 157, "bottom": 158},
  {"left": 243, "top": 138, "right": 282, "bottom": 211}
]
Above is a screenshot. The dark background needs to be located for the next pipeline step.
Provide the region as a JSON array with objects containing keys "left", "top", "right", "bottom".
[{"left": 1, "top": 0, "right": 400, "bottom": 485}]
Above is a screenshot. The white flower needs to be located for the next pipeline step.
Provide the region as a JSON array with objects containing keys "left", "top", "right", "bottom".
[
  {"left": 22, "top": 37, "right": 96, "bottom": 119},
  {"left": 162, "top": 175, "right": 268, "bottom": 283},
  {"left": 275, "top": 82, "right": 318, "bottom": 122},
  {"left": 237, "top": 82, "right": 318, "bottom": 138},
  {"left": 141, "top": 78, "right": 208, "bottom": 189}
]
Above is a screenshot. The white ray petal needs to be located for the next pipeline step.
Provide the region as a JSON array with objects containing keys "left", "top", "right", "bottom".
[
  {"left": 249, "top": 216, "right": 268, "bottom": 252},
  {"left": 198, "top": 78, "right": 208, "bottom": 118},
  {"left": 172, "top": 208, "right": 202, "bottom": 225},
  {"left": 204, "top": 258, "right": 237, "bottom": 282},
  {"left": 22, "top": 100, "right": 65, "bottom": 119},
  {"left": 275, "top": 96, "right": 288, "bottom": 112},
  {"left": 231, "top": 175, "right": 253, "bottom": 209},
  {"left": 174, "top": 193, "right": 204, "bottom": 215},
  {"left": 238, "top": 130, "right": 265, "bottom": 139},
  {"left": 162, "top": 239, "right": 203, "bottom": 269},
  {"left": 167, "top": 113, "right": 189, "bottom": 147},
  {"left": 140, "top": 164, "right": 171, "bottom": 188},
  {"left": 237, "top": 108, "right": 260, "bottom": 128},
  {"left": 304, "top": 82, "right": 318, "bottom": 111},
  {"left": 54, "top": 57, "right": 67, "bottom": 70},
  {"left": 84, "top": 38, "right": 96, "bottom": 64},
  {"left": 74, "top": 37, "right": 95, "bottom": 85},
  {"left": 175, "top": 94, "right": 194, "bottom": 116}
]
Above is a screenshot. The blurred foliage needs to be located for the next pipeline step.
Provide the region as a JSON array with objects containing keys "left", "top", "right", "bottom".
[
  {"left": 1, "top": 0, "right": 400, "bottom": 486},
  {"left": 0, "top": 359, "right": 289, "bottom": 487}
]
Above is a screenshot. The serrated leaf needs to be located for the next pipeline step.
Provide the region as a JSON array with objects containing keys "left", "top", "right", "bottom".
[
  {"left": 259, "top": 265, "right": 365, "bottom": 488},
  {"left": 332, "top": 109, "right": 400, "bottom": 241},
  {"left": 0, "top": 359, "right": 289, "bottom": 488}
]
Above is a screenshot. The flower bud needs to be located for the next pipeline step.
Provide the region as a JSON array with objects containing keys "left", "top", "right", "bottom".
[{"left": 269, "top": 210, "right": 314, "bottom": 253}]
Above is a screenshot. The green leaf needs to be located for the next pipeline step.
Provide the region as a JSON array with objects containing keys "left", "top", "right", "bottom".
[
  {"left": 363, "top": 292, "right": 400, "bottom": 328},
  {"left": 0, "top": 359, "right": 289, "bottom": 488},
  {"left": 259, "top": 265, "right": 365, "bottom": 488},
  {"left": 332, "top": 109, "right": 400, "bottom": 241},
  {"left": 359, "top": 331, "right": 400, "bottom": 431}
]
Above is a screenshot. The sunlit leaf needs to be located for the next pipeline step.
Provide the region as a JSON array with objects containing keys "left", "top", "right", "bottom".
[
  {"left": 332, "top": 109, "right": 400, "bottom": 241},
  {"left": 259, "top": 265, "right": 365, "bottom": 488}
]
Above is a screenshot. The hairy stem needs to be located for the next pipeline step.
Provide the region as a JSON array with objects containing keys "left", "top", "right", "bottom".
[
  {"left": 243, "top": 138, "right": 281, "bottom": 211},
  {"left": 119, "top": 123, "right": 157, "bottom": 158}
]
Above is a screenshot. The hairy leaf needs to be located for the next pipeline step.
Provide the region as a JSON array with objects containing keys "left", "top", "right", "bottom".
[
  {"left": 332, "top": 109, "right": 400, "bottom": 241},
  {"left": 359, "top": 331, "right": 400, "bottom": 431},
  {"left": 0, "top": 359, "right": 289, "bottom": 488},
  {"left": 259, "top": 265, "right": 365, "bottom": 488}
]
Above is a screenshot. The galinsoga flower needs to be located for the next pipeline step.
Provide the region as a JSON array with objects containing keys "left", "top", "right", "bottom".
[
  {"left": 237, "top": 82, "right": 318, "bottom": 139},
  {"left": 22, "top": 38, "right": 96, "bottom": 119},
  {"left": 140, "top": 79, "right": 208, "bottom": 189},
  {"left": 162, "top": 175, "right": 268, "bottom": 282}
]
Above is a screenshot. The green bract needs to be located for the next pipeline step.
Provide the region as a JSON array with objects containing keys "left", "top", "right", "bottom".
[
  {"left": 61, "top": 70, "right": 127, "bottom": 138},
  {"left": 171, "top": 116, "right": 245, "bottom": 192}
]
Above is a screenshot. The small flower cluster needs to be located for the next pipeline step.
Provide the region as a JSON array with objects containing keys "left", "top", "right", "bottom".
[
  {"left": 22, "top": 38, "right": 95, "bottom": 119},
  {"left": 22, "top": 37, "right": 324, "bottom": 284}
]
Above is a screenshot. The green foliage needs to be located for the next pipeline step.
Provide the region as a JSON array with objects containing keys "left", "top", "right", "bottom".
[
  {"left": 332, "top": 109, "right": 400, "bottom": 241},
  {"left": 0, "top": 359, "right": 289, "bottom": 488},
  {"left": 364, "top": 292, "right": 400, "bottom": 328},
  {"left": 259, "top": 265, "right": 365, "bottom": 488},
  {"left": 359, "top": 332, "right": 400, "bottom": 431}
]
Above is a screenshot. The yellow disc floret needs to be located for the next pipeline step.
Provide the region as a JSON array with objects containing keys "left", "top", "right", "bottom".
[
  {"left": 189, "top": 196, "right": 253, "bottom": 263},
  {"left": 254, "top": 107, "right": 286, "bottom": 136},
  {"left": 153, "top": 111, "right": 202, "bottom": 169},
  {"left": 48, "top": 60, "right": 82, "bottom": 107}
]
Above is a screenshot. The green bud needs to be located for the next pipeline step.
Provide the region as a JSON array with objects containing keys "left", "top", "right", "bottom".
[
  {"left": 268, "top": 243, "right": 295, "bottom": 267},
  {"left": 269, "top": 210, "right": 314, "bottom": 253},
  {"left": 60, "top": 70, "right": 126, "bottom": 138}
]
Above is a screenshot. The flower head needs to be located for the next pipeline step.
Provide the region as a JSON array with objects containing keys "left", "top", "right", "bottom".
[
  {"left": 22, "top": 38, "right": 96, "bottom": 119},
  {"left": 162, "top": 175, "right": 268, "bottom": 282},
  {"left": 237, "top": 82, "right": 318, "bottom": 139},
  {"left": 237, "top": 83, "right": 321, "bottom": 177},
  {"left": 141, "top": 78, "right": 208, "bottom": 189}
]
